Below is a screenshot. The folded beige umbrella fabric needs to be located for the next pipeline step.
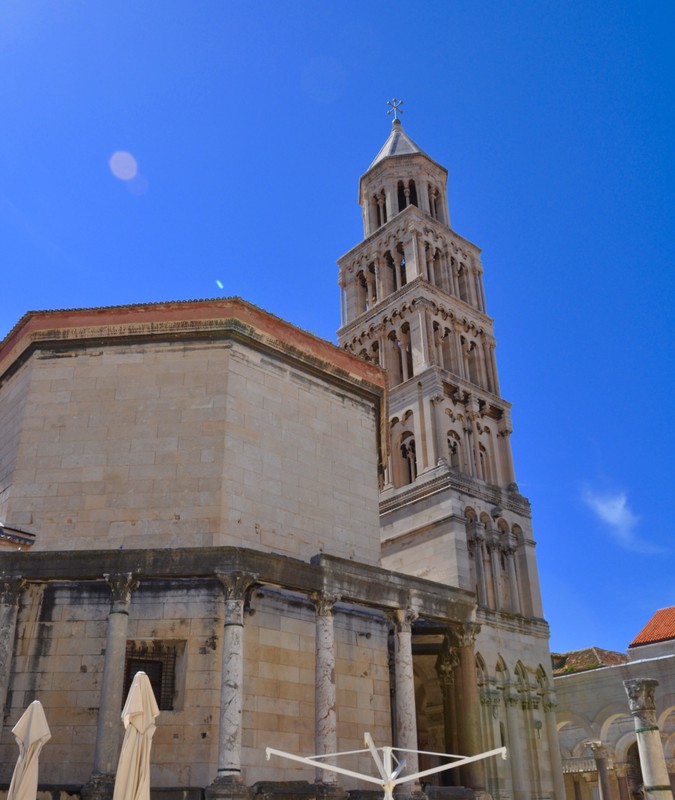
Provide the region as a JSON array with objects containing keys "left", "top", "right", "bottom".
[
  {"left": 112, "top": 671, "right": 161, "bottom": 800},
  {"left": 7, "top": 700, "right": 51, "bottom": 800}
]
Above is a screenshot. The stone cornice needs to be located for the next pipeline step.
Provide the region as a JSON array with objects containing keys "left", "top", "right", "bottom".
[
  {"left": 338, "top": 204, "right": 481, "bottom": 265},
  {"left": 379, "top": 463, "right": 531, "bottom": 518},
  {"left": 0, "top": 297, "right": 385, "bottom": 399},
  {"left": 338, "top": 277, "right": 493, "bottom": 342},
  {"left": 0, "top": 546, "right": 476, "bottom": 624}
]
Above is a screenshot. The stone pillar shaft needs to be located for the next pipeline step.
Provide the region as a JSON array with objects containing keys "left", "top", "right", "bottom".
[
  {"left": 313, "top": 592, "right": 339, "bottom": 785},
  {"left": 544, "top": 697, "right": 566, "bottom": 800},
  {"left": 455, "top": 625, "right": 485, "bottom": 791},
  {"left": 0, "top": 576, "right": 24, "bottom": 721},
  {"left": 93, "top": 573, "right": 138, "bottom": 777},
  {"left": 214, "top": 572, "right": 255, "bottom": 787},
  {"left": 393, "top": 609, "right": 420, "bottom": 785},
  {"left": 623, "top": 679, "right": 674, "bottom": 800},
  {"left": 590, "top": 743, "right": 612, "bottom": 800},
  {"left": 505, "top": 692, "right": 527, "bottom": 800}
]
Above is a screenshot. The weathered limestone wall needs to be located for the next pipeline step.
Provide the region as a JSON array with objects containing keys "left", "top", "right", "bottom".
[
  {"left": 0, "top": 575, "right": 393, "bottom": 791},
  {"left": 2, "top": 337, "right": 381, "bottom": 564},
  {"left": 242, "top": 589, "right": 391, "bottom": 788}
]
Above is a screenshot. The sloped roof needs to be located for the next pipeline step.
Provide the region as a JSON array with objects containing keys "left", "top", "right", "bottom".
[
  {"left": 629, "top": 606, "right": 675, "bottom": 648},
  {"left": 369, "top": 118, "right": 426, "bottom": 168},
  {"left": 551, "top": 646, "right": 628, "bottom": 676}
]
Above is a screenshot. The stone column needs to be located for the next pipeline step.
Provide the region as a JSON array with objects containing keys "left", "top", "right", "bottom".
[
  {"left": 437, "top": 645, "right": 460, "bottom": 786},
  {"left": 487, "top": 535, "right": 502, "bottom": 610},
  {"left": 454, "top": 624, "right": 486, "bottom": 792},
  {"left": 86, "top": 573, "right": 138, "bottom": 799},
  {"left": 208, "top": 571, "right": 256, "bottom": 800},
  {"left": 623, "top": 679, "right": 674, "bottom": 800},
  {"left": 573, "top": 776, "right": 583, "bottom": 800},
  {"left": 504, "top": 537, "right": 521, "bottom": 615},
  {"left": 392, "top": 608, "right": 421, "bottom": 792},
  {"left": 0, "top": 575, "right": 25, "bottom": 720},
  {"left": 589, "top": 742, "right": 612, "bottom": 800},
  {"left": 504, "top": 690, "right": 528, "bottom": 800},
  {"left": 543, "top": 692, "right": 566, "bottom": 800},
  {"left": 469, "top": 523, "right": 488, "bottom": 607},
  {"left": 312, "top": 591, "right": 340, "bottom": 786}
]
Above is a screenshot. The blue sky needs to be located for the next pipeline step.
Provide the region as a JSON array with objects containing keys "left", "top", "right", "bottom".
[{"left": 1, "top": 1, "right": 673, "bottom": 654}]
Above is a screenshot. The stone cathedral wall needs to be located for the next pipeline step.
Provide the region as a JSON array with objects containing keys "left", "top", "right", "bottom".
[{"left": 0, "top": 578, "right": 392, "bottom": 791}]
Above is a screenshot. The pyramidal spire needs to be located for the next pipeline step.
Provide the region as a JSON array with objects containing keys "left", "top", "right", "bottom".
[{"left": 369, "top": 117, "right": 426, "bottom": 168}]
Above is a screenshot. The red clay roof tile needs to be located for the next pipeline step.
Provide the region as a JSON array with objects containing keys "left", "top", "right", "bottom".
[{"left": 629, "top": 607, "right": 675, "bottom": 648}]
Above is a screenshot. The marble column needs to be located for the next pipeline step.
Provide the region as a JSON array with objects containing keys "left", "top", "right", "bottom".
[
  {"left": 0, "top": 575, "right": 25, "bottom": 720},
  {"left": 589, "top": 742, "right": 612, "bottom": 800},
  {"left": 543, "top": 692, "right": 566, "bottom": 800},
  {"left": 623, "top": 679, "right": 674, "bottom": 800},
  {"left": 455, "top": 623, "right": 486, "bottom": 792},
  {"left": 504, "top": 690, "right": 527, "bottom": 800},
  {"left": 86, "top": 573, "right": 138, "bottom": 799},
  {"left": 393, "top": 607, "right": 421, "bottom": 792},
  {"left": 312, "top": 592, "right": 340, "bottom": 786},
  {"left": 208, "top": 571, "right": 256, "bottom": 800}
]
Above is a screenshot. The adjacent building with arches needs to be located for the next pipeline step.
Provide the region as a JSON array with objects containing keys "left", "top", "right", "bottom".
[{"left": 554, "top": 608, "right": 675, "bottom": 800}]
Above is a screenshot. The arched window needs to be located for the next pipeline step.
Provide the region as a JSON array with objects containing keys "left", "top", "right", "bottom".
[
  {"left": 400, "top": 433, "right": 417, "bottom": 484},
  {"left": 396, "top": 243, "right": 407, "bottom": 287},
  {"left": 457, "top": 263, "right": 470, "bottom": 303},
  {"left": 479, "top": 444, "right": 492, "bottom": 483},
  {"left": 447, "top": 430, "right": 462, "bottom": 470},
  {"left": 397, "top": 180, "right": 407, "bottom": 213},
  {"left": 409, "top": 179, "right": 418, "bottom": 207}
]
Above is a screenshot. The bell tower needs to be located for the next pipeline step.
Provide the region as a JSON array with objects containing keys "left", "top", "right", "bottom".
[
  {"left": 338, "top": 112, "right": 544, "bottom": 619},
  {"left": 336, "top": 110, "right": 563, "bottom": 800}
]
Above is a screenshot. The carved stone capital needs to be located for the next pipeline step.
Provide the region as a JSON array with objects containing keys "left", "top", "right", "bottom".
[
  {"left": 504, "top": 692, "right": 520, "bottom": 708},
  {"left": 0, "top": 574, "right": 25, "bottom": 606},
  {"left": 588, "top": 741, "right": 608, "bottom": 759},
  {"left": 454, "top": 621, "right": 481, "bottom": 648},
  {"left": 480, "top": 688, "right": 501, "bottom": 719},
  {"left": 624, "top": 678, "right": 658, "bottom": 712},
  {"left": 391, "top": 606, "right": 418, "bottom": 633},
  {"left": 311, "top": 591, "right": 340, "bottom": 617},
  {"left": 104, "top": 573, "right": 138, "bottom": 610},
  {"left": 216, "top": 571, "right": 257, "bottom": 625}
]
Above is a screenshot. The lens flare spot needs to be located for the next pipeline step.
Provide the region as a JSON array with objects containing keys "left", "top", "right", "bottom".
[
  {"left": 109, "top": 151, "right": 138, "bottom": 181},
  {"left": 216, "top": 280, "right": 224, "bottom": 290}
]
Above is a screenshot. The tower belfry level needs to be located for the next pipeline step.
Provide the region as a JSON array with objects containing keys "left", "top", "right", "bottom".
[{"left": 338, "top": 117, "right": 564, "bottom": 800}]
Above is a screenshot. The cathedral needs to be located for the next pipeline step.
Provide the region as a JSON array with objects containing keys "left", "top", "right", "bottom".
[{"left": 0, "top": 118, "right": 563, "bottom": 800}]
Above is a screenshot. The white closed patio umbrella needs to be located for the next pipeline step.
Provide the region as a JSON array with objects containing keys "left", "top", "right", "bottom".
[
  {"left": 112, "top": 671, "right": 160, "bottom": 800},
  {"left": 7, "top": 700, "right": 51, "bottom": 800}
]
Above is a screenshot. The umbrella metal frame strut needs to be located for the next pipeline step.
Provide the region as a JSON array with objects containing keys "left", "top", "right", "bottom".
[{"left": 267, "top": 732, "right": 508, "bottom": 800}]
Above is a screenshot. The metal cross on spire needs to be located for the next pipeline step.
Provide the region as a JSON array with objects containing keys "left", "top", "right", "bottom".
[{"left": 387, "top": 98, "right": 404, "bottom": 120}]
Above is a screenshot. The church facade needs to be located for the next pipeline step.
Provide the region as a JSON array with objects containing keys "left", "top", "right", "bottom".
[{"left": 0, "top": 121, "right": 563, "bottom": 800}]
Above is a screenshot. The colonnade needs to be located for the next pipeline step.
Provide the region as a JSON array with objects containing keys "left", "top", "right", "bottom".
[
  {"left": 363, "top": 177, "right": 448, "bottom": 237},
  {"left": 0, "top": 571, "right": 487, "bottom": 800},
  {"left": 466, "top": 520, "right": 522, "bottom": 615},
  {"left": 339, "top": 233, "right": 485, "bottom": 327},
  {"left": 386, "top": 394, "right": 515, "bottom": 491}
]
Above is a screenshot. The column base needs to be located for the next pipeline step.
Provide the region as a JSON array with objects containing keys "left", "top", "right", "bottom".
[
  {"left": 206, "top": 775, "right": 253, "bottom": 800},
  {"left": 81, "top": 773, "right": 115, "bottom": 800}
]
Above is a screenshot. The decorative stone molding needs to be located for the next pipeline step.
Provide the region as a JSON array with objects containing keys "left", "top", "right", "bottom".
[
  {"left": 103, "top": 572, "right": 138, "bottom": 610},
  {"left": 216, "top": 571, "right": 257, "bottom": 626},
  {"left": 311, "top": 591, "right": 340, "bottom": 617}
]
